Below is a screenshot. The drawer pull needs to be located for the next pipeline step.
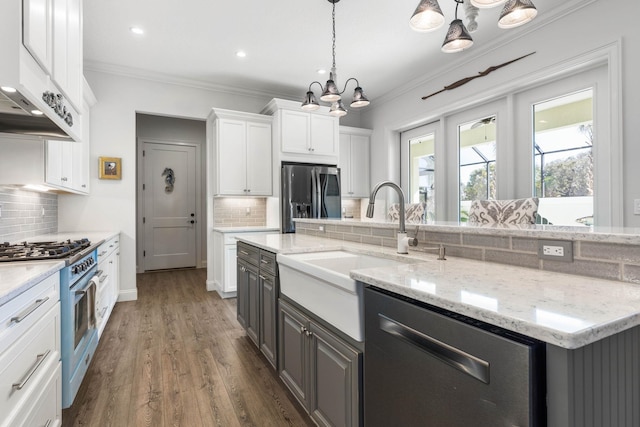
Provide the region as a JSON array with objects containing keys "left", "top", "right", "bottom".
[
  {"left": 96, "top": 269, "right": 104, "bottom": 277},
  {"left": 44, "top": 419, "right": 52, "bottom": 427},
  {"left": 260, "top": 259, "right": 269, "bottom": 264},
  {"left": 259, "top": 275, "right": 266, "bottom": 280},
  {"left": 10, "top": 297, "right": 50, "bottom": 324},
  {"left": 239, "top": 250, "right": 249, "bottom": 255},
  {"left": 99, "top": 274, "right": 109, "bottom": 283},
  {"left": 12, "top": 350, "right": 51, "bottom": 390}
]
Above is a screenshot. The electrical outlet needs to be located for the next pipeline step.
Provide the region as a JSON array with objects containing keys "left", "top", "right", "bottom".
[
  {"left": 318, "top": 225, "right": 325, "bottom": 232},
  {"left": 538, "top": 239, "right": 573, "bottom": 262},
  {"left": 542, "top": 245, "right": 564, "bottom": 256},
  {"left": 41, "top": 207, "right": 45, "bottom": 217},
  {"left": 246, "top": 207, "right": 251, "bottom": 215},
  {"left": 634, "top": 199, "right": 640, "bottom": 215}
]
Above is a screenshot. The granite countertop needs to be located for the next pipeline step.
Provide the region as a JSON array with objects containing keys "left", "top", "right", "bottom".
[
  {"left": 0, "top": 261, "right": 65, "bottom": 307},
  {"left": 237, "top": 233, "right": 640, "bottom": 350}
]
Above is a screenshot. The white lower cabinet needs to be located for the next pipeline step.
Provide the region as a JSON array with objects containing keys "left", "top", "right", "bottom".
[
  {"left": 0, "top": 272, "right": 61, "bottom": 427},
  {"left": 279, "top": 299, "right": 361, "bottom": 427},
  {"left": 95, "top": 234, "right": 120, "bottom": 337},
  {"left": 210, "top": 229, "right": 277, "bottom": 298}
]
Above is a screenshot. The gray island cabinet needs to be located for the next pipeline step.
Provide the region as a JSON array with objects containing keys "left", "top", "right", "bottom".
[
  {"left": 279, "top": 299, "right": 361, "bottom": 427},
  {"left": 236, "top": 241, "right": 278, "bottom": 368}
]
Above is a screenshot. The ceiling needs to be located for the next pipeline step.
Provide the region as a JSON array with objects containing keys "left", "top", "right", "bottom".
[{"left": 83, "top": 0, "right": 561, "bottom": 106}]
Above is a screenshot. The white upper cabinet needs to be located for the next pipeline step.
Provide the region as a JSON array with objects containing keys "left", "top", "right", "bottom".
[
  {"left": 46, "top": 139, "right": 74, "bottom": 189},
  {"left": 339, "top": 126, "right": 372, "bottom": 198},
  {"left": 23, "top": 0, "right": 53, "bottom": 73},
  {"left": 209, "top": 109, "right": 273, "bottom": 196},
  {"left": 52, "top": 0, "right": 82, "bottom": 110},
  {"left": 262, "top": 98, "right": 339, "bottom": 165},
  {"left": 310, "top": 114, "right": 338, "bottom": 156}
]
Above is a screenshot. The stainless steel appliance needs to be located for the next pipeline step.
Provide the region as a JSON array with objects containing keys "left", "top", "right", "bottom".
[
  {"left": 0, "top": 239, "right": 100, "bottom": 408},
  {"left": 281, "top": 162, "right": 341, "bottom": 233},
  {"left": 364, "top": 286, "right": 547, "bottom": 427}
]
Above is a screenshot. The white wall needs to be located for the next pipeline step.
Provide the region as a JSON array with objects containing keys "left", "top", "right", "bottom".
[
  {"left": 57, "top": 72, "right": 277, "bottom": 301},
  {"left": 360, "top": 0, "right": 638, "bottom": 226}
]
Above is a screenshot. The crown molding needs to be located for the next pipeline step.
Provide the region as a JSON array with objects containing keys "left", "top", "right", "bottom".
[{"left": 83, "top": 60, "right": 301, "bottom": 101}]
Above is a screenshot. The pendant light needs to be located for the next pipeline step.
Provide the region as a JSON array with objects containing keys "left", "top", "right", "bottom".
[
  {"left": 301, "top": 0, "right": 370, "bottom": 117},
  {"left": 409, "top": 0, "right": 538, "bottom": 53},
  {"left": 498, "top": 0, "right": 538, "bottom": 28},
  {"left": 441, "top": 0, "right": 473, "bottom": 53},
  {"left": 410, "top": 0, "right": 446, "bottom": 32}
]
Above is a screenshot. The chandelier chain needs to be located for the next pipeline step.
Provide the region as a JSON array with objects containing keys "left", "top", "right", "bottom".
[{"left": 331, "top": 1, "right": 336, "bottom": 70}]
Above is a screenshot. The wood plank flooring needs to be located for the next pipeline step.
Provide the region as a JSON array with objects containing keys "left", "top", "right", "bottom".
[{"left": 62, "top": 268, "right": 315, "bottom": 427}]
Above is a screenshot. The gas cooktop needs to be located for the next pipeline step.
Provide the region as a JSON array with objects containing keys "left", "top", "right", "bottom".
[{"left": 0, "top": 238, "right": 91, "bottom": 262}]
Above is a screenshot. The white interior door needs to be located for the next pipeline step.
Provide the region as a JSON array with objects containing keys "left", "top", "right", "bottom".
[{"left": 143, "top": 142, "right": 197, "bottom": 270}]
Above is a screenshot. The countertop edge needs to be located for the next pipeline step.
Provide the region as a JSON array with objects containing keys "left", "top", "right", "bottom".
[
  {"left": 0, "top": 261, "right": 65, "bottom": 307},
  {"left": 352, "top": 274, "right": 640, "bottom": 350}
]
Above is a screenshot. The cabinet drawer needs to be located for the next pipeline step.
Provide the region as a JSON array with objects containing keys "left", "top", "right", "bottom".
[
  {"left": 15, "top": 361, "right": 61, "bottom": 427},
  {"left": 0, "top": 303, "right": 60, "bottom": 424},
  {"left": 0, "top": 272, "right": 59, "bottom": 352},
  {"left": 259, "top": 250, "right": 277, "bottom": 276},
  {"left": 97, "top": 235, "right": 119, "bottom": 262},
  {"left": 238, "top": 242, "right": 260, "bottom": 266}
]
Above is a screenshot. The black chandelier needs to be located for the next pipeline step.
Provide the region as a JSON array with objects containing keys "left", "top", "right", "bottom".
[
  {"left": 301, "top": 0, "right": 370, "bottom": 117},
  {"left": 410, "top": 0, "right": 538, "bottom": 53}
]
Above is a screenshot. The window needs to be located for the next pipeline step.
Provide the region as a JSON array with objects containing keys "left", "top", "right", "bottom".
[
  {"left": 409, "top": 133, "right": 435, "bottom": 221},
  {"left": 459, "top": 116, "right": 496, "bottom": 222},
  {"left": 533, "top": 89, "right": 593, "bottom": 225},
  {"left": 401, "top": 122, "right": 439, "bottom": 222}
]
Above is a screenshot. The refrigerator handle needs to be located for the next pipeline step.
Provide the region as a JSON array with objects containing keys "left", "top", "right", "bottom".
[{"left": 311, "top": 168, "right": 319, "bottom": 218}]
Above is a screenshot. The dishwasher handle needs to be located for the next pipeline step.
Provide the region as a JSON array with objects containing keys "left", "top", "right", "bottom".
[{"left": 378, "top": 313, "right": 490, "bottom": 384}]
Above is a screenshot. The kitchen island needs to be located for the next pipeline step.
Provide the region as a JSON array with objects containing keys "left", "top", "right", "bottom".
[{"left": 237, "top": 230, "right": 640, "bottom": 426}]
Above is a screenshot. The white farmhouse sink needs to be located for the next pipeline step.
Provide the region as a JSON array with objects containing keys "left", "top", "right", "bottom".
[{"left": 277, "top": 250, "right": 412, "bottom": 342}]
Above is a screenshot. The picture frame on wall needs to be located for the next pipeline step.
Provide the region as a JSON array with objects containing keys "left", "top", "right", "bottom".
[{"left": 99, "top": 157, "right": 122, "bottom": 180}]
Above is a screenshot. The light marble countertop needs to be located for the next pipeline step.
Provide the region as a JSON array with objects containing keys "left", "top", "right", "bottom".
[
  {"left": 0, "top": 261, "right": 64, "bottom": 307},
  {"left": 0, "top": 231, "right": 119, "bottom": 307},
  {"left": 237, "top": 232, "right": 640, "bottom": 349}
]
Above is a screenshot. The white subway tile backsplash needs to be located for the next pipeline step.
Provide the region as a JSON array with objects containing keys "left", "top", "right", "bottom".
[{"left": 0, "top": 186, "right": 58, "bottom": 241}]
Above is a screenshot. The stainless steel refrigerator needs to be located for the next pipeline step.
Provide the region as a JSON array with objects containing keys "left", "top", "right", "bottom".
[{"left": 281, "top": 163, "right": 341, "bottom": 233}]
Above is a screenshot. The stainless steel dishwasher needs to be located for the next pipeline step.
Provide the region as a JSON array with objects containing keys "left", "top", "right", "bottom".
[{"left": 364, "top": 287, "right": 546, "bottom": 427}]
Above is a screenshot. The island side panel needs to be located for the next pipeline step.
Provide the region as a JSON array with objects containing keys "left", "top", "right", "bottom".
[{"left": 547, "top": 325, "right": 640, "bottom": 427}]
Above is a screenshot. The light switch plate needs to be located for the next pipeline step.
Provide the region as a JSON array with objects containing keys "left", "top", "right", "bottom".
[{"left": 538, "top": 239, "right": 573, "bottom": 262}]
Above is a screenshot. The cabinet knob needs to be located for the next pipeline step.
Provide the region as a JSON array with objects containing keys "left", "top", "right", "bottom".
[
  {"left": 61, "top": 177, "right": 68, "bottom": 182},
  {"left": 305, "top": 330, "right": 313, "bottom": 337},
  {"left": 300, "top": 326, "right": 307, "bottom": 333}
]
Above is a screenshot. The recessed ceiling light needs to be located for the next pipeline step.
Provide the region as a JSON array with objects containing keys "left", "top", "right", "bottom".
[
  {"left": 236, "top": 51, "right": 247, "bottom": 58},
  {"left": 1, "top": 86, "right": 17, "bottom": 93},
  {"left": 130, "top": 26, "right": 144, "bottom": 35},
  {"left": 317, "top": 69, "right": 327, "bottom": 75}
]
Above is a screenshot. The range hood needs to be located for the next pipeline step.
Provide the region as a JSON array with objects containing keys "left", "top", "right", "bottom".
[{"left": 0, "top": 87, "right": 74, "bottom": 140}]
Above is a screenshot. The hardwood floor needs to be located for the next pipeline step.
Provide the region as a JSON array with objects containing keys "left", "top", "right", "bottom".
[{"left": 62, "top": 268, "right": 315, "bottom": 427}]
